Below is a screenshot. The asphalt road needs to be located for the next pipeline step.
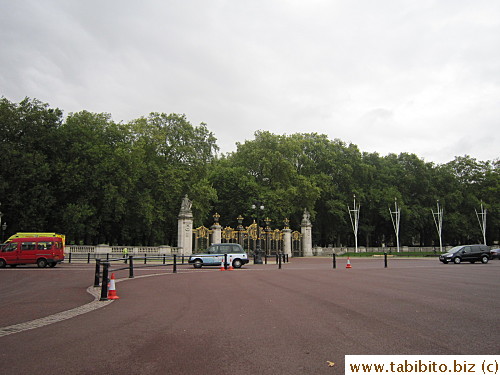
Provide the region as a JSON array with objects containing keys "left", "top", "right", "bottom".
[{"left": 0, "top": 258, "right": 499, "bottom": 375}]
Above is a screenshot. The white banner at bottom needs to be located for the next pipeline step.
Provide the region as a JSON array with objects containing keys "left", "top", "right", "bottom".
[{"left": 346, "top": 355, "right": 499, "bottom": 374}]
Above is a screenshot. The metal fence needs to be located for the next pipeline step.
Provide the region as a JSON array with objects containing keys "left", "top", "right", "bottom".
[
  {"left": 66, "top": 252, "right": 189, "bottom": 264},
  {"left": 313, "top": 246, "right": 447, "bottom": 256},
  {"left": 94, "top": 252, "right": 290, "bottom": 301},
  {"left": 94, "top": 254, "right": 182, "bottom": 301}
]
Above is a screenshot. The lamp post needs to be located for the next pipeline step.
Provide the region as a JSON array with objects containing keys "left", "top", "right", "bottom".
[
  {"left": 237, "top": 215, "right": 244, "bottom": 247},
  {"left": 252, "top": 203, "right": 264, "bottom": 264},
  {"left": 264, "top": 217, "right": 272, "bottom": 256}
]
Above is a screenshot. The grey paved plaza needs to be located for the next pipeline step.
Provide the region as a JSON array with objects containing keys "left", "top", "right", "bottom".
[{"left": 0, "top": 258, "right": 499, "bottom": 374}]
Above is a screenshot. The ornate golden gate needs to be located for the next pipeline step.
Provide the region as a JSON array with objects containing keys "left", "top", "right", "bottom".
[{"left": 193, "top": 214, "right": 302, "bottom": 256}]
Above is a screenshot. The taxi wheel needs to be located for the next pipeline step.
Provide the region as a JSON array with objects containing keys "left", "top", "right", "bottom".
[
  {"left": 232, "top": 259, "right": 243, "bottom": 269},
  {"left": 37, "top": 258, "right": 48, "bottom": 268},
  {"left": 193, "top": 259, "right": 203, "bottom": 269}
]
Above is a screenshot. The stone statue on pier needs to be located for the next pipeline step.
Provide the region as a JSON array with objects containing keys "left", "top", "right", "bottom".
[
  {"left": 179, "top": 194, "right": 192, "bottom": 214},
  {"left": 178, "top": 195, "right": 193, "bottom": 255},
  {"left": 301, "top": 208, "right": 311, "bottom": 226},
  {"left": 301, "top": 208, "right": 313, "bottom": 256}
]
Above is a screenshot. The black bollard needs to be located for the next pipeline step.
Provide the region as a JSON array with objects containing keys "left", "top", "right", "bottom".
[
  {"left": 278, "top": 252, "right": 282, "bottom": 269},
  {"left": 129, "top": 256, "right": 134, "bottom": 278},
  {"left": 224, "top": 254, "right": 228, "bottom": 270},
  {"left": 173, "top": 254, "right": 177, "bottom": 273},
  {"left": 100, "top": 262, "right": 110, "bottom": 301},
  {"left": 333, "top": 253, "right": 337, "bottom": 269},
  {"left": 94, "top": 259, "right": 101, "bottom": 287},
  {"left": 384, "top": 252, "right": 388, "bottom": 268}
]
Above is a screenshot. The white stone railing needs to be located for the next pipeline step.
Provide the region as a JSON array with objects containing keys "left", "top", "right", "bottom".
[
  {"left": 66, "top": 245, "right": 180, "bottom": 255},
  {"left": 67, "top": 244, "right": 446, "bottom": 257}
]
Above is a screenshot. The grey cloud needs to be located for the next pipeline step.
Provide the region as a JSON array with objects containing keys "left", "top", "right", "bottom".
[{"left": 1, "top": 0, "right": 499, "bottom": 163}]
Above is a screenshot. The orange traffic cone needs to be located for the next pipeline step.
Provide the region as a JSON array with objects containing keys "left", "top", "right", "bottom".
[
  {"left": 219, "top": 260, "right": 226, "bottom": 271},
  {"left": 108, "top": 273, "right": 120, "bottom": 299},
  {"left": 346, "top": 257, "right": 352, "bottom": 269},
  {"left": 228, "top": 256, "right": 234, "bottom": 271}
]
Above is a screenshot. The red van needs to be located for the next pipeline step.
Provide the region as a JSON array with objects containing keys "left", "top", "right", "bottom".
[{"left": 0, "top": 236, "right": 65, "bottom": 268}]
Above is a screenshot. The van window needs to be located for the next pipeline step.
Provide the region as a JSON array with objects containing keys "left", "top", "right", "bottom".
[
  {"left": 2, "top": 243, "right": 17, "bottom": 252},
  {"left": 37, "top": 242, "right": 53, "bottom": 250},
  {"left": 21, "top": 242, "right": 36, "bottom": 251}
]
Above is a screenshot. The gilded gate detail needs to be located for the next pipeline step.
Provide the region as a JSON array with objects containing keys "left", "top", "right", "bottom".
[
  {"left": 192, "top": 214, "right": 302, "bottom": 255},
  {"left": 192, "top": 226, "right": 210, "bottom": 252}
]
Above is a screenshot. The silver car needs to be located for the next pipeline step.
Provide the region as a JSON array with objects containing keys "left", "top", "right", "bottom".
[{"left": 188, "top": 243, "right": 249, "bottom": 269}]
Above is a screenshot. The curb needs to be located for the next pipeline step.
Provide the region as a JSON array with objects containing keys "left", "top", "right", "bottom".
[{"left": 0, "top": 286, "right": 113, "bottom": 338}]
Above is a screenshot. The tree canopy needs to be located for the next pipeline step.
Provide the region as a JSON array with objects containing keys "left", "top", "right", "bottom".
[{"left": 0, "top": 97, "right": 498, "bottom": 246}]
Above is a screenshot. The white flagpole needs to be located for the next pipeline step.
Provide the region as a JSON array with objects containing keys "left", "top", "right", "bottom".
[
  {"left": 348, "top": 195, "right": 360, "bottom": 253},
  {"left": 475, "top": 203, "right": 487, "bottom": 245},
  {"left": 389, "top": 198, "right": 401, "bottom": 252},
  {"left": 432, "top": 200, "right": 444, "bottom": 253}
]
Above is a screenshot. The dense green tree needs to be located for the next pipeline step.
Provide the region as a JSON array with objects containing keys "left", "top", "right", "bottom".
[
  {"left": 1, "top": 97, "right": 498, "bottom": 248},
  {"left": 224, "top": 131, "right": 321, "bottom": 227},
  {"left": 128, "top": 113, "right": 218, "bottom": 242},
  {"left": 0, "top": 97, "right": 63, "bottom": 234}
]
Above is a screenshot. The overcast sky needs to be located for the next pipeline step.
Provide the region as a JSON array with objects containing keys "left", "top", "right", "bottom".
[{"left": 1, "top": 0, "right": 499, "bottom": 164}]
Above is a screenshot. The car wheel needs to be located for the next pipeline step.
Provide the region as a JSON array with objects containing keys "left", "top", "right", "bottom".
[
  {"left": 481, "top": 256, "right": 489, "bottom": 264},
  {"left": 37, "top": 258, "right": 48, "bottom": 268},
  {"left": 232, "top": 259, "right": 243, "bottom": 269},
  {"left": 453, "top": 257, "right": 461, "bottom": 264},
  {"left": 193, "top": 259, "right": 203, "bottom": 269},
  {"left": 0, "top": 259, "right": 6, "bottom": 268}
]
